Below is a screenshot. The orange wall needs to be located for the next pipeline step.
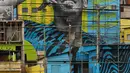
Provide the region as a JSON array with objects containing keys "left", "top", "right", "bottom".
[{"left": 127, "top": 0, "right": 130, "bottom": 4}]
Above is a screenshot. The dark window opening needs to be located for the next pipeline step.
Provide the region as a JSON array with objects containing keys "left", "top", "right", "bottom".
[
  {"left": 0, "top": 50, "right": 13, "bottom": 61},
  {"left": 122, "top": 35, "right": 124, "bottom": 38},
  {"left": 121, "top": 7, "right": 124, "bottom": 12},
  {"left": 16, "top": 46, "right": 21, "bottom": 60},
  {"left": 22, "top": 8, "right": 28, "bottom": 13},
  {"left": 83, "top": 63, "right": 89, "bottom": 73},
  {"left": 32, "top": 8, "right": 38, "bottom": 13}
]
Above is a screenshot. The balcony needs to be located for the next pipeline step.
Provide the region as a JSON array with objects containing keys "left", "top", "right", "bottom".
[{"left": 0, "top": 20, "right": 24, "bottom": 44}]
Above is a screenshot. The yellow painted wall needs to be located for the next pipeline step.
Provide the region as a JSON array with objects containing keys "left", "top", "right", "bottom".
[
  {"left": 0, "top": 64, "right": 44, "bottom": 73},
  {"left": 121, "top": 19, "right": 130, "bottom": 29},
  {"left": 123, "top": 28, "right": 130, "bottom": 43},
  {"left": 26, "top": 65, "right": 44, "bottom": 73},
  {"left": 120, "top": 19, "right": 130, "bottom": 43},
  {"left": 0, "top": 71, "right": 21, "bottom": 73},
  {"left": 18, "top": 0, "right": 54, "bottom": 25},
  {"left": 17, "top": 0, "right": 87, "bottom": 32},
  {"left": 0, "top": 65, "right": 44, "bottom": 73}
]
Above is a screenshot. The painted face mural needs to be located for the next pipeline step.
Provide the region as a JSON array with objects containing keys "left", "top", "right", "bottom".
[
  {"left": 54, "top": 0, "right": 83, "bottom": 12},
  {"left": 53, "top": 0, "right": 84, "bottom": 47},
  {"left": 19, "top": 0, "right": 119, "bottom": 70},
  {"left": 23, "top": 0, "right": 120, "bottom": 58},
  {"left": 37, "top": 0, "right": 88, "bottom": 60},
  {"left": 39, "top": 0, "right": 87, "bottom": 48},
  {"left": 17, "top": 0, "right": 130, "bottom": 73}
]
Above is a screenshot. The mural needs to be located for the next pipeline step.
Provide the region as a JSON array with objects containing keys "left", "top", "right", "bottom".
[
  {"left": 17, "top": 0, "right": 123, "bottom": 73},
  {"left": 22, "top": 0, "right": 120, "bottom": 56},
  {"left": 100, "top": 45, "right": 130, "bottom": 73},
  {"left": 24, "top": 20, "right": 68, "bottom": 56}
]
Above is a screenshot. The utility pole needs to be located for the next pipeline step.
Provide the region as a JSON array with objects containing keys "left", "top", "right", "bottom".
[
  {"left": 95, "top": 5, "right": 107, "bottom": 62},
  {"left": 96, "top": 8, "right": 100, "bottom": 62},
  {"left": 21, "top": 21, "right": 25, "bottom": 73},
  {"left": 69, "top": 24, "right": 72, "bottom": 73}
]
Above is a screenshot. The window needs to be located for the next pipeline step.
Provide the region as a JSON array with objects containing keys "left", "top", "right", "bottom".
[
  {"left": 22, "top": 8, "right": 28, "bottom": 13},
  {"left": 121, "top": 0, "right": 127, "bottom": 4},
  {"left": 111, "top": 5, "right": 117, "bottom": 10},
  {"left": 32, "top": 8, "right": 38, "bottom": 13},
  {"left": 121, "top": 7, "right": 124, "bottom": 12},
  {"left": 121, "top": 0, "right": 130, "bottom": 5},
  {"left": 127, "top": 34, "right": 130, "bottom": 40},
  {"left": 122, "top": 35, "right": 124, "bottom": 38}
]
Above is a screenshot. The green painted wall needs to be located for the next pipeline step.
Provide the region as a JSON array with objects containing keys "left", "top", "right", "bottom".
[{"left": 24, "top": 40, "right": 37, "bottom": 61}]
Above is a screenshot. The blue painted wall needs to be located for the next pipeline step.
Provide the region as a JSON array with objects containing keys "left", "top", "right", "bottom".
[
  {"left": 47, "top": 54, "right": 70, "bottom": 73},
  {"left": 22, "top": 0, "right": 121, "bottom": 73}
]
